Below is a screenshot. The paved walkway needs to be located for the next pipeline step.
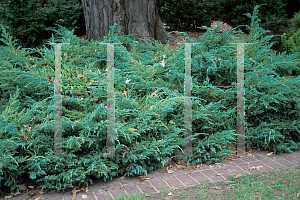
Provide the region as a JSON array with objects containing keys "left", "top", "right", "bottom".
[{"left": 3, "top": 148, "right": 300, "bottom": 200}]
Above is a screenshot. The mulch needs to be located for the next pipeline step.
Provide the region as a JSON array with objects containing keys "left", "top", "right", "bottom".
[{"left": 161, "top": 31, "right": 250, "bottom": 51}]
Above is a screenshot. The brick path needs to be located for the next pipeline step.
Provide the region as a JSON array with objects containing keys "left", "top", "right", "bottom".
[{"left": 4, "top": 148, "right": 300, "bottom": 200}]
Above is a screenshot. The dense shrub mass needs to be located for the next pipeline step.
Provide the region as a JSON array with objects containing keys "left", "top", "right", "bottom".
[
  {"left": 216, "top": 0, "right": 289, "bottom": 34},
  {"left": 290, "top": 10, "right": 300, "bottom": 36},
  {"left": 157, "top": 0, "right": 294, "bottom": 53},
  {"left": 282, "top": 29, "right": 300, "bottom": 55},
  {"left": 0, "top": 0, "right": 84, "bottom": 48},
  {"left": 157, "top": 0, "right": 290, "bottom": 34},
  {"left": 281, "top": 10, "right": 300, "bottom": 62},
  {"left": 0, "top": 5, "right": 299, "bottom": 196},
  {"left": 157, "top": 0, "right": 223, "bottom": 31}
]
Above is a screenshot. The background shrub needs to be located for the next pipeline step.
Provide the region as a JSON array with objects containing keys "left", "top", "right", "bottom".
[
  {"left": 282, "top": 29, "right": 300, "bottom": 55},
  {"left": 0, "top": 0, "right": 84, "bottom": 48},
  {"left": 281, "top": 10, "right": 300, "bottom": 60},
  {"left": 157, "top": 0, "right": 223, "bottom": 32},
  {"left": 286, "top": 0, "right": 300, "bottom": 18},
  {"left": 259, "top": 14, "right": 291, "bottom": 54},
  {"left": 290, "top": 10, "right": 300, "bottom": 35},
  {"left": 218, "top": 0, "right": 288, "bottom": 34}
]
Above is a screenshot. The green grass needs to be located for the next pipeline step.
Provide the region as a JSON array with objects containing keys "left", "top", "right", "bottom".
[{"left": 112, "top": 166, "right": 300, "bottom": 200}]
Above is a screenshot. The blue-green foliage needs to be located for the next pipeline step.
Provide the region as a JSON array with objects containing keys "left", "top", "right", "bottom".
[{"left": 0, "top": 5, "right": 300, "bottom": 196}]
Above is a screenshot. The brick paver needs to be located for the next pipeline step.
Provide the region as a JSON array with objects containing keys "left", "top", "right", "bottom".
[{"left": 3, "top": 149, "right": 300, "bottom": 200}]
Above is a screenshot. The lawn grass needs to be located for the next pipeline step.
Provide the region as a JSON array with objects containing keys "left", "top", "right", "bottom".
[{"left": 112, "top": 166, "right": 300, "bottom": 200}]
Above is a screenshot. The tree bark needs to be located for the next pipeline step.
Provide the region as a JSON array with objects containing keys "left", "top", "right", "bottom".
[{"left": 81, "top": 0, "right": 176, "bottom": 47}]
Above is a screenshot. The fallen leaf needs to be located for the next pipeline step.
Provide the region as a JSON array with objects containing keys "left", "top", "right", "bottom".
[
  {"left": 104, "top": 186, "right": 109, "bottom": 191},
  {"left": 19, "top": 131, "right": 29, "bottom": 142},
  {"left": 139, "top": 175, "right": 150, "bottom": 181},
  {"left": 28, "top": 191, "right": 36, "bottom": 196},
  {"left": 216, "top": 173, "right": 223, "bottom": 176},
  {"left": 225, "top": 156, "right": 232, "bottom": 160},
  {"left": 146, "top": 185, "right": 153, "bottom": 189},
  {"left": 76, "top": 137, "right": 86, "bottom": 141},
  {"left": 282, "top": 180, "right": 287, "bottom": 183},
  {"left": 22, "top": 125, "right": 32, "bottom": 132},
  {"left": 77, "top": 74, "right": 83, "bottom": 78},
  {"left": 170, "top": 185, "right": 178, "bottom": 191},
  {"left": 151, "top": 90, "right": 158, "bottom": 97},
  {"left": 120, "top": 186, "right": 125, "bottom": 190},
  {"left": 122, "top": 90, "right": 128, "bottom": 97},
  {"left": 72, "top": 187, "right": 80, "bottom": 200},
  {"left": 168, "top": 192, "right": 173, "bottom": 196},
  {"left": 81, "top": 186, "right": 89, "bottom": 193},
  {"left": 245, "top": 165, "right": 252, "bottom": 171},
  {"left": 235, "top": 174, "right": 242, "bottom": 179},
  {"left": 129, "top": 128, "right": 137, "bottom": 133},
  {"left": 266, "top": 152, "right": 273, "bottom": 156},
  {"left": 256, "top": 166, "right": 263, "bottom": 169},
  {"left": 176, "top": 164, "right": 185, "bottom": 170},
  {"left": 169, "top": 120, "right": 175, "bottom": 125}
]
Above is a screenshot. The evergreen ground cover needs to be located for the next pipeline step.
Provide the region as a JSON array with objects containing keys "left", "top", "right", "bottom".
[{"left": 0, "top": 5, "right": 299, "bottom": 196}]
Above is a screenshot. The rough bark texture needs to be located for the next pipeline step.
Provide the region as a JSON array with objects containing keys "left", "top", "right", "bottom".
[{"left": 81, "top": 0, "right": 176, "bottom": 47}]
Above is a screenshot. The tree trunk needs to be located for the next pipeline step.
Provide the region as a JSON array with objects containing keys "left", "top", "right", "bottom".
[{"left": 81, "top": 0, "right": 176, "bottom": 47}]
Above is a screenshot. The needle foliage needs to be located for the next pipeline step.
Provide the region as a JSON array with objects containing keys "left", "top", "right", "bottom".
[{"left": 0, "top": 5, "right": 299, "bottom": 196}]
